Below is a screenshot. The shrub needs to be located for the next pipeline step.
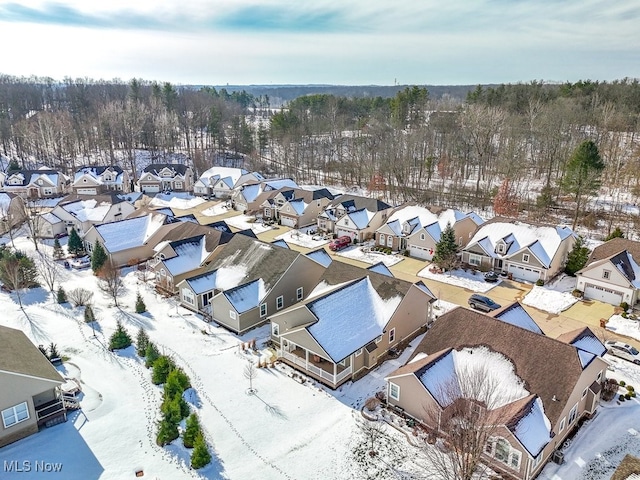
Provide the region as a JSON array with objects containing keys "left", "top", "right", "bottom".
[
  {"left": 135, "top": 291, "right": 147, "bottom": 314},
  {"left": 144, "top": 342, "right": 160, "bottom": 368},
  {"left": 620, "top": 301, "right": 630, "bottom": 311},
  {"left": 68, "top": 288, "right": 94, "bottom": 307},
  {"left": 48, "top": 343, "right": 60, "bottom": 359},
  {"left": 84, "top": 305, "right": 96, "bottom": 323},
  {"left": 364, "top": 397, "right": 380, "bottom": 412},
  {"left": 627, "top": 385, "right": 635, "bottom": 392},
  {"left": 156, "top": 418, "right": 179, "bottom": 446},
  {"left": 572, "top": 289, "right": 583, "bottom": 298},
  {"left": 625, "top": 393, "right": 632, "bottom": 400},
  {"left": 619, "top": 394, "right": 626, "bottom": 402},
  {"left": 56, "top": 286, "right": 67, "bottom": 304},
  {"left": 535, "top": 279, "right": 544, "bottom": 286},
  {"left": 632, "top": 392, "right": 637, "bottom": 398},
  {"left": 109, "top": 321, "right": 132, "bottom": 351},
  {"left": 190, "top": 433, "right": 212, "bottom": 469},
  {"left": 620, "top": 380, "right": 626, "bottom": 387}
]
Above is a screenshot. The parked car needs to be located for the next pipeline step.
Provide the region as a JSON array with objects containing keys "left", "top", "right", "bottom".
[
  {"left": 484, "top": 271, "right": 500, "bottom": 283},
  {"left": 70, "top": 256, "right": 91, "bottom": 269},
  {"left": 329, "top": 235, "right": 352, "bottom": 251},
  {"left": 605, "top": 341, "right": 640, "bottom": 364},
  {"left": 54, "top": 232, "right": 68, "bottom": 239},
  {"left": 468, "top": 294, "right": 501, "bottom": 312}
]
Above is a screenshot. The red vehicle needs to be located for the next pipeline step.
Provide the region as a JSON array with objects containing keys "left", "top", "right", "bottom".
[{"left": 329, "top": 235, "right": 352, "bottom": 251}]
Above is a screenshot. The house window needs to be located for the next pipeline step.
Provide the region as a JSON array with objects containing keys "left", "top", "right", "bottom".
[
  {"left": 375, "top": 335, "right": 382, "bottom": 344},
  {"left": 265, "top": 208, "right": 271, "bottom": 217},
  {"left": 175, "top": 182, "right": 182, "bottom": 189},
  {"left": 260, "top": 304, "right": 267, "bottom": 317},
  {"left": 230, "top": 310, "right": 237, "bottom": 320},
  {"left": 380, "top": 234, "right": 385, "bottom": 245},
  {"left": 344, "top": 219, "right": 349, "bottom": 226},
  {"left": 497, "top": 244, "right": 505, "bottom": 253},
  {"left": 559, "top": 417, "right": 566, "bottom": 432},
  {"left": 510, "top": 451, "right": 521, "bottom": 469},
  {"left": 389, "top": 328, "right": 396, "bottom": 343},
  {"left": 597, "top": 370, "right": 603, "bottom": 383},
  {"left": 182, "top": 288, "right": 195, "bottom": 306},
  {"left": 531, "top": 453, "right": 543, "bottom": 470},
  {"left": 276, "top": 295, "right": 284, "bottom": 310},
  {"left": 603, "top": 270, "right": 611, "bottom": 280},
  {"left": 522, "top": 254, "right": 530, "bottom": 263},
  {"left": 2, "top": 402, "right": 29, "bottom": 428},
  {"left": 494, "top": 438, "right": 510, "bottom": 463},
  {"left": 271, "top": 323, "right": 279, "bottom": 336},
  {"left": 458, "top": 237, "right": 463, "bottom": 246},
  {"left": 296, "top": 287, "right": 303, "bottom": 301},
  {"left": 486, "top": 437, "right": 521, "bottom": 471},
  {"left": 582, "top": 387, "right": 588, "bottom": 399},
  {"left": 568, "top": 403, "right": 578, "bottom": 424},
  {"left": 469, "top": 254, "right": 482, "bottom": 266},
  {"left": 387, "top": 236, "right": 393, "bottom": 247},
  {"left": 420, "top": 233, "right": 425, "bottom": 241},
  {"left": 355, "top": 348, "right": 363, "bottom": 357},
  {"left": 389, "top": 382, "right": 400, "bottom": 401}
]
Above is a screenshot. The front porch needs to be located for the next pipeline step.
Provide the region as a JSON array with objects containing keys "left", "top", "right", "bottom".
[
  {"left": 279, "top": 341, "right": 352, "bottom": 388},
  {"left": 34, "top": 391, "right": 79, "bottom": 428}
]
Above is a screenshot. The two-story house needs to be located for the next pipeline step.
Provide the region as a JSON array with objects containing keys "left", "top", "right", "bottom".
[
  {"left": 72, "top": 166, "right": 130, "bottom": 195},
  {"left": 266, "top": 188, "right": 335, "bottom": 228},
  {"left": 317, "top": 195, "right": 393, "bottom": 239},
  {"left": 138, "top": 164, "right": 193, "bottom": 194},
  {"left": 232, "top": 178, "right": 299, "bottom": 213},
  {"left": 193, "top": 166, "right": 265, "bottom": 199},
  {"left": 1, "top": 168, "right": 70, "bottom": 199}
]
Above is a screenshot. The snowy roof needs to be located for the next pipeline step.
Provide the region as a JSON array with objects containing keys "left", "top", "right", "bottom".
[
  {"left": 385, "top": 205, "right": 478, "bottom": 237},
  {"left": 346, "top": 208, "right": 376, "bottom": 229},
  {"left": 572, "top": 334, "right": 607, "bottom": 358},
  {"left": 466, "top": 212, "right": 485, "bottom": 225},
  {"left": 467, "top": 221, "right": 574, "bottom": 266},
  {"left": 414, "top": 281, "right": 435, "bottom": 298},
  {"left": 305, "top": 248, "right": 333, "bottom": 268},
  {"left": 199, "top": 167, "right": 248, "bottom": 187},
  {"left": 510, "top": 396, "right": 552, "bottom": 457},
  {"left": 62, "top": 199, "right": 113, "bottom": 223},
  {"left": 611, "top": 251, "right": 640, "bottom": 288},
  {"left": 263, "top": 178, "right": 298, "bottom": 191},
  {"left": 328, "top": 194, "right": 391, "bottom": 212},
  {"left": 74, "top": 165, "right": 124, "bottom": 184},
  {"left": 367, "top": 262, "right": 394, "bottom": 278},
  {"left": 224, "top": 279, "right": 267, "bottom": 313},
  {"left": 288, "top": 198, "right": 307, "bottom": 215},
  {"left": 307, "top": 277, "right": 402, "bottom": 362},
  {"left": 163, "top": 236, "right": 209, "bottom": 276},
  {"left": 388, "top": 205, "right": 439, "bottom": 231},
  {"left": 41, "top": 212, "right": 62, "bottom": 224},
  {"left": 96, "top": 213, "right": 167, "bottom": 253},
  {"left": 271, "top": 239, "right": 290, "bottom": 249},
  {"left": 240, "top": 184, "right": 261, "bottom": 202},
  {"left": 493, "top": 303, "right": 544, "bottom": 335}
]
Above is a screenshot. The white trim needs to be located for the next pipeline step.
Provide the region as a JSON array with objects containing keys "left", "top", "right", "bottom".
[
  {"left": 271, "top": 323, "right": 280, "bottom": 337},
  {"left": 389, "top": 328, "right": 396, "bottom": 343},
  {"left": 229, "top": 310, "right": 237, "bottom": 320},
  {"left": 2, "top": 401, "right": 30, "bottom": 428},
  {"left": 296, "top": 287, "right": 304, "bottom": 301},
  {"left": 389, "top": 382, "right": 400, "bottom": 401},
  {"left": 276, "top": 295, "right": 284, "bottom": 310},
  {"left": 559, "top": 416, "right": 566, "bottom": 432},
  {"left": 0, "top": 369, "right": 62, "bottom": 385},
  {"left": 260, "top": 303, "right": 267, "bottom": 318}
]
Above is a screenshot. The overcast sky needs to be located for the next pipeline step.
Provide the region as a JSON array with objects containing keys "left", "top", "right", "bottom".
[{"left": 1, "top": 0, "right": 639, "bottom": 86}]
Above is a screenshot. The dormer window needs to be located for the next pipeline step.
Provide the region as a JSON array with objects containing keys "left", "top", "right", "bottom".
[
  {"left": 403, "top": 224, "right": 411, "bottom": 234},
  {"left": 344, "top": 219, "right": 349, "bottom": 226},
  {"left": 603, "top": 270, "right": 611, "bottom": 280},
  {"left": 522, "top": 254, "right": 530, "bottom": 263},
  {"left": 497, "top": 244, "right": 505, "bottom": 254}
]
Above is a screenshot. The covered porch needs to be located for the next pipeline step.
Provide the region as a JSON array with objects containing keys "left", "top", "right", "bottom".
[
  {"left": 33, "top": 388, "right": 79, "bottom": 428},
  {"left": 279, "top": 339, "right": 352, "bottom": 388}
]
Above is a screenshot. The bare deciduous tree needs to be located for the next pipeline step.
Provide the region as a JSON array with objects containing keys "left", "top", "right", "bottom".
[
  {"left": 68, "top": 288, "right": 94, "bottom": 307},
  {"left": 97, "top": 261, "right": 125, "bottom": 307},
  {"left": 35, "top": 251, "right": 61, "bottom": 293},
  {"left": 244, "top": 363, "right": 257, "bottom": 394},
  {"left": 356, "top": 416, "right": 387, "bottom": 457}
]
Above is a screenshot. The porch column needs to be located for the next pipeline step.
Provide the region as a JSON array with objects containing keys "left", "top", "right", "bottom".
[
  {"left": 305, "top": 349, "right": 309, "bottom": 369},
  {"left": 333, "top": 362, "right": 337, "bottom": 382}
]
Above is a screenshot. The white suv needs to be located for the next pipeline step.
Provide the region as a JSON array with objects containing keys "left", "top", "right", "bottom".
[{"left": 605, "top": 341, "right": 640, "bottom": 365}]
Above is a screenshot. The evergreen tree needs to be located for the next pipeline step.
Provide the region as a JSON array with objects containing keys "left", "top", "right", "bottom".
[
  {"left": 160, "top": 393, "right": 186, "bottom": 425},
  {"left": 48, "top": 342, "right": 60, "bottom": 359},
  {"left": 183, "top": 413, "right": 201, "bottom": 448},
  {"left": 52, "top": 238, "right": 64, "bottom": 260},
  {"left": 605, "top": 226, "right": 624, "bottom": 241},
  {"left": 108, "top": 320, "right": 132, "bottom": 351},
  {"left": 135, "top": 291, "right": 147, "bottom": 313},
  {"left": 164, "top": 370, "right": 186, "bottom": 399},
  {"left": 56, "top": 286, "right": 67, "bottom": 304},
  {"left": 84, "top": 304, "right": 96, "bottom": 323},
  {"left": 190, "top": 433, "right": 212, "bottom": 469},
  {"left": 91, "top": 241, "right": 108, "bottom": 273},
  {"left": 152, "top": 355, "right": 176, "bottom": 384},
  {"left": 145, "top": 342, "right": 160, "bottom": 368},
  {"left": 565, "top": 236, "right": 591, "bottom": 276},
  {"left": 67, "top": 228, "right": 85, "bottom": 257},
  {"left": 38, "top": 344, "right": 49, "bottom": 358},
  {"left": 433, "top": 222, "right": 458, "bottom": 272},
  {"left": 156, "top": 417, "right": 179, "bottom": 446},
  {"left": 136, "top": 328, "right": 150, "bottom": 357}
]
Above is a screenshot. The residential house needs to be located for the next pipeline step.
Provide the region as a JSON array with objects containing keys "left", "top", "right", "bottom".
[
  {"left": 148, "top": 225, "right": 233, "bottom": 294},
  {"left": 72, "top": 165, "right": 130, "bottom": 195},
  {"left": 274, "top": 188, "right": 334, "bottom": 228},
  {"left": 0, "top": 192, "right": 25, "bottom": 235},
  {"left": 576, "top": 238, "right": 640, "bottom": 306},
  {"left": 1, "top": 168, "right": 70, "bottom": 199},
  {"left": 611, "top": 454, "right": 640, "bottom": 480},
  {"left": 385, "top": 307, "right": 607, "bottom": 480},
  {"left": 44, "top": 194, "right": 136, "bottom": 237},
  {"left": 232, "top": 178, "right": 299, "bottom": 213},
  {"left": 461, "top": 218, "right": 576, "bottom": 283},
  {"left": 317, "top": 194, "right": 393, "bottom": 241},
  {"left": 176, "top": 234, "right": 325, "bottom": 334},
  {"left": 0, "top": 325, "right": 68, "bottom": 448},
  {"left": 138, "top": 164, "right": 193, "bottom": 193},
  {"left": 376, "top": 204, "right": 484, "bottom": 259},
  {"left": 194, "top": 166, "right": 264, "bottom": 198},
  {"left": 270, "top": 261, "right": 436, "bottom": 388}
]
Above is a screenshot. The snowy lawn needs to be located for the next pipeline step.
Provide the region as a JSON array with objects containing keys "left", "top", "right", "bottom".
[
  {"left": 149, "top": 193, "right": 206, "bottom": 210},
  {"left": 274, "top": 230, "right": 329, "bottom": 248},
  {"left": 431, "top": 299, "right": 460, "bottom": 318},
  {"left": 605, "top": 314, "right": 640, "bottom": 341},
  {"left": 522, "top": 286, "right": 580, "bottom": 314},
  {"left": 545, "top": 274, "right": 577, "bottom": 293},
  {"left": 417, "top": 266, "right": 500, "bottom": 293},
  {"left": 200, "top": 202, "right": 232, "bottom": 217},
  {"left": 335, "top": 246, "right": 405, "bottom": 267},
  {"left": 224, "top": 214, "right": 273, "bottom": 234}
]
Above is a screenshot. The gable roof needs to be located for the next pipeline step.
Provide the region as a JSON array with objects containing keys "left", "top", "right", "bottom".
[
  {"left": 491, "top": 302, "right": 544, "bottom": 334},
  {"left": 142, "top": 163, "right": 190, "bottom": 177},
  {"left": 611, "top": 454, "right": 640, "bottom": 480},
  {"left": 385, "top": 204, "right": 475, "bottom": 236},
  {"left": 587, "top": 238, "right": 640, "bottom": 264},
  {"left": 328, "top": 194, "right": 392, "bottom": 213},
  {"left": 345, "top": 208, "right": 376, "bottom": 229},
  {"left": 224, "top": 278, "right": 266, "bottom": 313},
  {"left": 0, "top": 325, "right": 64, "bottom": 383},
  {"left": 556, "top": 327, "right": 607, "bottom": 367},
  {"left": 198, "top": 166, "right": 248, "bottom": 187},
  {"left": 367, "top": 262, "right": 394, "bottom": 278},
  {"left": 95, "top": 212, "right": 169, "bottom": 253},
  {"left": 305, "top": 248, "right": 333, "bottom": 268},
  {"left": 410, "top": 307, "right": 594, "bottom": 425},
  {"left": 4, "top": 169, "right": 63, "bottom": 187},
  {"left": 74, "top": 165, "right": 125, "bottom": 184},
  {"left": 271, "top": 239, "right": 290, "bottom": 249}
]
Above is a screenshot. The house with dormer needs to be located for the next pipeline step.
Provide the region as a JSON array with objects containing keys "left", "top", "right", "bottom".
[
  {"left": 575, "top": 238, "right": 640, "bottom": 306},
  {"left": 385, "top": 306, "right": 607, "bottom": 480},
  {"left": 317, "top": 194, "right": 393, "bottom": 239},
  {"left": 176, "top": 234, "right": 325, "bottom": 334},
  {"left": 231, "top": 178, "right": 299, "bottom": 213},
  {"left": 273, "top": 188, "right": 334, "bottom": 228},
  {"left": 138, "top": 164, "right": 193, "bottom": 194},
  {"left": 72, "top": 166, "right": 130, "bottom": 195},
  {"left": 461, "top": 219, "right": 575, "bottom": 283},
  {"left": 193, "top": 166, "right": 264, "bottom": 199},
  {"left": 269, "top": 261, "right": 435, "bottom": 388},
  {"left": 376, "top": 204, "right": 484, "bottom": 259},
  {"left": 1, "top": 168, "right": 70, "bottom": 199}
]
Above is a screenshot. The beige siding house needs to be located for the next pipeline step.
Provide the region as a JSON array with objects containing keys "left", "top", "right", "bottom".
[
  {"left": 0, "top": 326, "right": 67, "bottom": 448},
  {"left": 72, "top": 166, "right": 130, "bottom": 195},
  {"left": 317, "top": 195, "right": 393, "bottom": 236},
  {"left": 270, "top": 261, "right": 435, "bottom": 388},
  {"left": 386, "top": 307, "right": 607, "bottom": 480},
  {"left": 194, "top": 166, "right": 265, "bottom": 198},
  {"left": 1, "top": 168, "right": 70, "bottom": 199},
  {"left": 277, "top": 188, "right": 334, "bottom": 228},
  {"left": 138, "top": 164, "right": 193, "bottom": 193},
  {"left": 231, "top": 178, "right": 299, "bottom": 213}
]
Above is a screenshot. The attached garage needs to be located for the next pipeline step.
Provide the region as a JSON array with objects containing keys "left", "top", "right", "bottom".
[
  {"left": 409, "top": 245, "right": 433, "bottom": 260},
  {"left": 508, "top": 264, "right": 541, "bottom": 283},
  {"left": 280, "top": 216, "right": 297, "bottom": 228},
  {"left": 336, "top": 228, "right": 356, "bottom": 239},
  {"left": 77, "top": 188, "right": 97, "bottom": 195},
  {"left": 584, "top": 284, "right": 624, "bottom": 306},
  {"left": 141, "top": 185, "right": 160, "bottom": 193}
]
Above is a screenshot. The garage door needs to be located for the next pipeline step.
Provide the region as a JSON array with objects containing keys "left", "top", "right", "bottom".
[
  {"left": 336, "top": 228, "right": 355, "bottom": 239},
  {"left": 77, "top": 188, "right": 97, "bottom": 195},
  {"left": 280, "top": 216, "right": 297, "bottom": 228},
  {"left": 508, "top": 264, "right": 541, "bottom": 283},
  {"left": 142, "top": 185, "right": 160, "bottom": 193},
  {"left": 409, "top": 245, "right": 433, "bottom": 260},
  {"left": 584, "top": 284, "right": 623, "bottom": 305}
]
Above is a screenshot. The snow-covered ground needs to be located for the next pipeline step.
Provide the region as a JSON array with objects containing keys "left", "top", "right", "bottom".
[
  {"left": 335, "top": 245, "right": 405, "bottom": 267},
  {"left": 522, "top": 286, "right": 580, "bottom": 314},
  {"left": 605, "top": 314, "right": 640, "bottom": 341},
  {"left": 273, "top": 230, "right": 329, "bottom": 249},
  {"left": 223, "top": 215, "right": 272, "bottom": 234},
  {"left": 149, "top": 193, "right": 206, "bottom": 210},
  {"left": 417, "top": 267, "right": 500, "bottom": 293},
  {"left": 200, "top": 202, "right": 232, "bottom": 217}
]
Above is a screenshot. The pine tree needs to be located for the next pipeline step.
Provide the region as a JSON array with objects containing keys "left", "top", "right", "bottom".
[
  {"left": 565, "top": 236, "right": 591, "bottom": 276},
  {"left": 48, "top": 342, "right": 60, "bottom": 359},
  {"left": 52, "top": 238, "right": 64, "bottom": 260},
  {"left": 183, "top": 413, "right": 201, "bottom": 448},
  {"left": 164, "top": 370, "right": 186, "bottom": 399},
  {"left": 67, "top": 228, "right": 84, "bottom": 257},
  {"left": 160, "top": 393, "right": 186, "bottom": 425},
  {"left": 108, "top": 320, "right": 132, "bottom": 351},
  {"left": 605, "top": 226, "right": 624, "bottom": 241},
  {"left": 135, "top": 291, "right": 147, "bottom": 313},
  {"left": 136, "top": 328, "right": 150, "bottom": 357},
  {"left": 433, "top": 222, "right": 458, "bottom": 272},
  {"left": 38, "top": 344, "right": 49, "bottom": 358},
  {"left": 91, "top": 241, "right": 108, "bottom": 273},
  {"left": 152, "top": 355, "right": 176, "bottom": 384},
  {"left": 84, "top": 305, "right": 96, "bottom": 323},
  {"left": 56, "top": 286, "right": 67, "bottom": 304},
  {"left": 156, "top": 417, "right": 179, "bottom": 446},
  {"left": 190, "top": 432, "right": 212, "bottom": 469},
  {"left": 145, "top": 342, "right": 160, "bottom": 368}
]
